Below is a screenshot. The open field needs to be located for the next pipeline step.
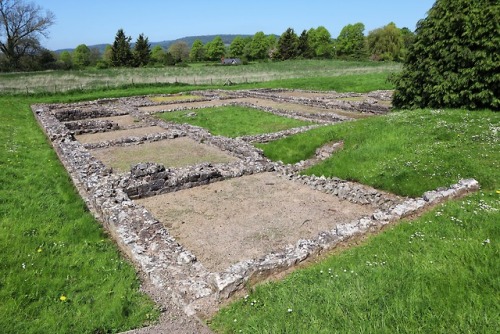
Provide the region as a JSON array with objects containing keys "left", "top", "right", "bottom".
[
  {"left": 1, "top": 67, "right": 498, "bottom": 333},
  {"left": 0, "top": 60, "right": 400, "bottom": 94}
]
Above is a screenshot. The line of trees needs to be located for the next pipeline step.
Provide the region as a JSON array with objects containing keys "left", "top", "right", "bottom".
[
  {"left": 45, "top": 23, "right": 415, "bottom": 71},
  {"left": 0, "top": 1, "right": 416, "bottom": 72}
]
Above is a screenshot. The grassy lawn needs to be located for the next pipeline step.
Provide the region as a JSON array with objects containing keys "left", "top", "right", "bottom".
[
  {"left": 0, "top": 90, "right": 192, "bottom": 333},
  {"left": 157, "top": 106, "right": 313, "bottom": 137},
  {"left": 257, "top": 108, "right": 499, "bottom": 197}
]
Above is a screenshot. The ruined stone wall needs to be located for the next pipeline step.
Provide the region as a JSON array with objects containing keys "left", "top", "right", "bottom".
[{"left": 31, "top": 93, "right": 480, "bottom": 319}]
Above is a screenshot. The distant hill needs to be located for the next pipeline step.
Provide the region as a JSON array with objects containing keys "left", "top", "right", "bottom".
[{"left": 54, "top": 34, "right": 261, "bottom": 54}]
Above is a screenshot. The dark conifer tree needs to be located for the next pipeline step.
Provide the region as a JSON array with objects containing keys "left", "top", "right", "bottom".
[
  {"left": 111, "top": 29, "right": 132, "bottom": 67},
  {"left": 277, "top": 28, "right": 299, "bottom": 60},
  {"left": 133, "top": 33, "right": 151, "bottom": 67}
]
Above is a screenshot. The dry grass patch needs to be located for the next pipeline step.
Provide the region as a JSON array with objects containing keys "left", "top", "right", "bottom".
[{"left": 91, "top": 137, "right": 239, "bottom": 172}]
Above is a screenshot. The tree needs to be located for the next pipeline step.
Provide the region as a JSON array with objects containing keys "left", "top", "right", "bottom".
[
  {"left": 229, "top": 36, "right": 246, "bottom": 58},
  {"left": 336, "top": 23, "right": 367, "bottom": 60},
  {"left": 58, "top": 50, "right": 72, "bottom": 69},
  {"left": 308, "top": 26, "right": 334, "bottom": 58},
  {"left": 205, "top": 36, "right": 225, "bottom": 61},
  {"left": 392, "top": 0, "right": 500, "bottom": 110},
  {"left": 150, "top": 45, "right": 166, "bottom": 65},
  {"left": 133, "top": 33, "right": 151, "bottom": 67},
  {"left": 72, "top": 44, "right": 91, "bottom": 68},
  {"left": 297, "top": 30, "right": 313, "bottom": 59},
  {"left": 367, "top": 22, "right": 405, "bottom": 61},
  {"left": 168, "top": 41, "right": 189, "bottom": 63},
  {"left": 111, "top": 28, "right": 132, "bottom": 67},
  {"left": 0, "top": 0, "right": 55, "bottom": 70},
  {"left": 276, "top": 28, "right": 298, "bottom": 60},
  {"left": 248, "top": 31, "right": 269, "bottom": 60},
  {"left": 189, "top": 39, "right": 205, "bottom": 61}
]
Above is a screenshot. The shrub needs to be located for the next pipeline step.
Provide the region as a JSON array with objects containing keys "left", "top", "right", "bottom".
[{"left": 392, "top": 0, "right": 500, "bottom": 110}]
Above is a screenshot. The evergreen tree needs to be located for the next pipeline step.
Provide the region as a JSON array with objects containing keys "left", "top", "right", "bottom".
[
  {"left": 297, "top": 30, "right": 313, "bottom": 59},
  {"left": 133, "top": 33, "right": 151, "bottom": 67},
  {"left": 277, "top": 28, "right": 298, "bottom": 60},
  {"left": 392, "top": 0, "right": 500, "bottom": 110},
  {"left": 111, "top": 29, "right": 132, "bottom": 67}
]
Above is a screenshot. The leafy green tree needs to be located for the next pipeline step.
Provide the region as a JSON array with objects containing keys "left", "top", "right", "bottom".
[
  {"left": 58, "top": 50, "right": 72, "bottom": 69},
  {"left": 367, "top": 22, "right": 405, "bottom": 61},
  {"left": 336, "top": 23, "right": 367, "bottom": 60},
  {"left": 297, "top": 30, "right": 313, "bottom": 59},
  {"left": 400, "top": 27, "right": 416, "bottom": 51},
  {"left": 229, "top": 36, "right": 246, "bottom": 58},
  {"left": 111, "top": 29, "right": 132, "bottom": 67},
  {"left": 150, "top": 45, "right": 167, "bottom": 65},
  {"left": 133, "top": 33, "right": 151, "bottom": 67},
  {"left": 392, "top": 0, "right": 500, "bottom": 110},
  {"left": 189, "top": 39, "right": 205, "bottom": 61},
  {"left": 205, "top": 36, "right": 226, "bottom": 61},
  {"left": 72, "top": 44, "right": 91, "bottom": 68},
  {"left": 168, "top": 41, "right": 189, "bottom": 63},
  {"left": 249, "top": 31, "right": 269, "bottom": 60},
  {"left": 308, "top": 26, "right": 334, "bottom": 58},
  {"left": 277, "top": 28, "right": 298, "bottom": 60}
]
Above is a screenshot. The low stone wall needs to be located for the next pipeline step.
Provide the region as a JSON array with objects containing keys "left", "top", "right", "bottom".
[
  {"left": 122, "top": 160, "right": 275, "bottom": 199},
  {"left": 215, "top": 88, "right": 393, "bottom": 114},
  {"left": 64, "top": 119, "right": 120, "bottom": 134},
  {"left": 208, "top": 178, "right": 479, "bottom": 300}
]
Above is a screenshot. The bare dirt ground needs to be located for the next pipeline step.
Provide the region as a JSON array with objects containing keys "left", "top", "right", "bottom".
[
  {"left": 75, "top": 126, "right": 166, "bottom": 144},
  {"left": 136, "top": 172, "right": 374, "bottom": 273},
  {"left": 92, "top": 114, "right": 144, "bottom": 127},
  {"left": 91, "top": 137, "right": 239, "bottom": 172}
]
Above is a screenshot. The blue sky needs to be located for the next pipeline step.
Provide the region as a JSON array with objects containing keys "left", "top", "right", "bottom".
[{"left": 37, "top": 0, "right": 436, "bottom": 50}]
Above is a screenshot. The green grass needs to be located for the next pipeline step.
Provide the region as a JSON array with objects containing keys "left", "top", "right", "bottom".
[
  {"left": 210, "top": 190, "right": 500, "bottom": 333},
  {"left": 157, "top": 106, "right": 313, "bottom": 137},
  {"left": 0, "top": 95, "right": 163, "bottom": 333},
  {"left": 258, "top": 108, "right": 500, "bottom": 197}
]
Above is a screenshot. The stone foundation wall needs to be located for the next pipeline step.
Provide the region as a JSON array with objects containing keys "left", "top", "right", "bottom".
[{"left": 31, "top": 93, "right": 479, "bottom": 319}]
